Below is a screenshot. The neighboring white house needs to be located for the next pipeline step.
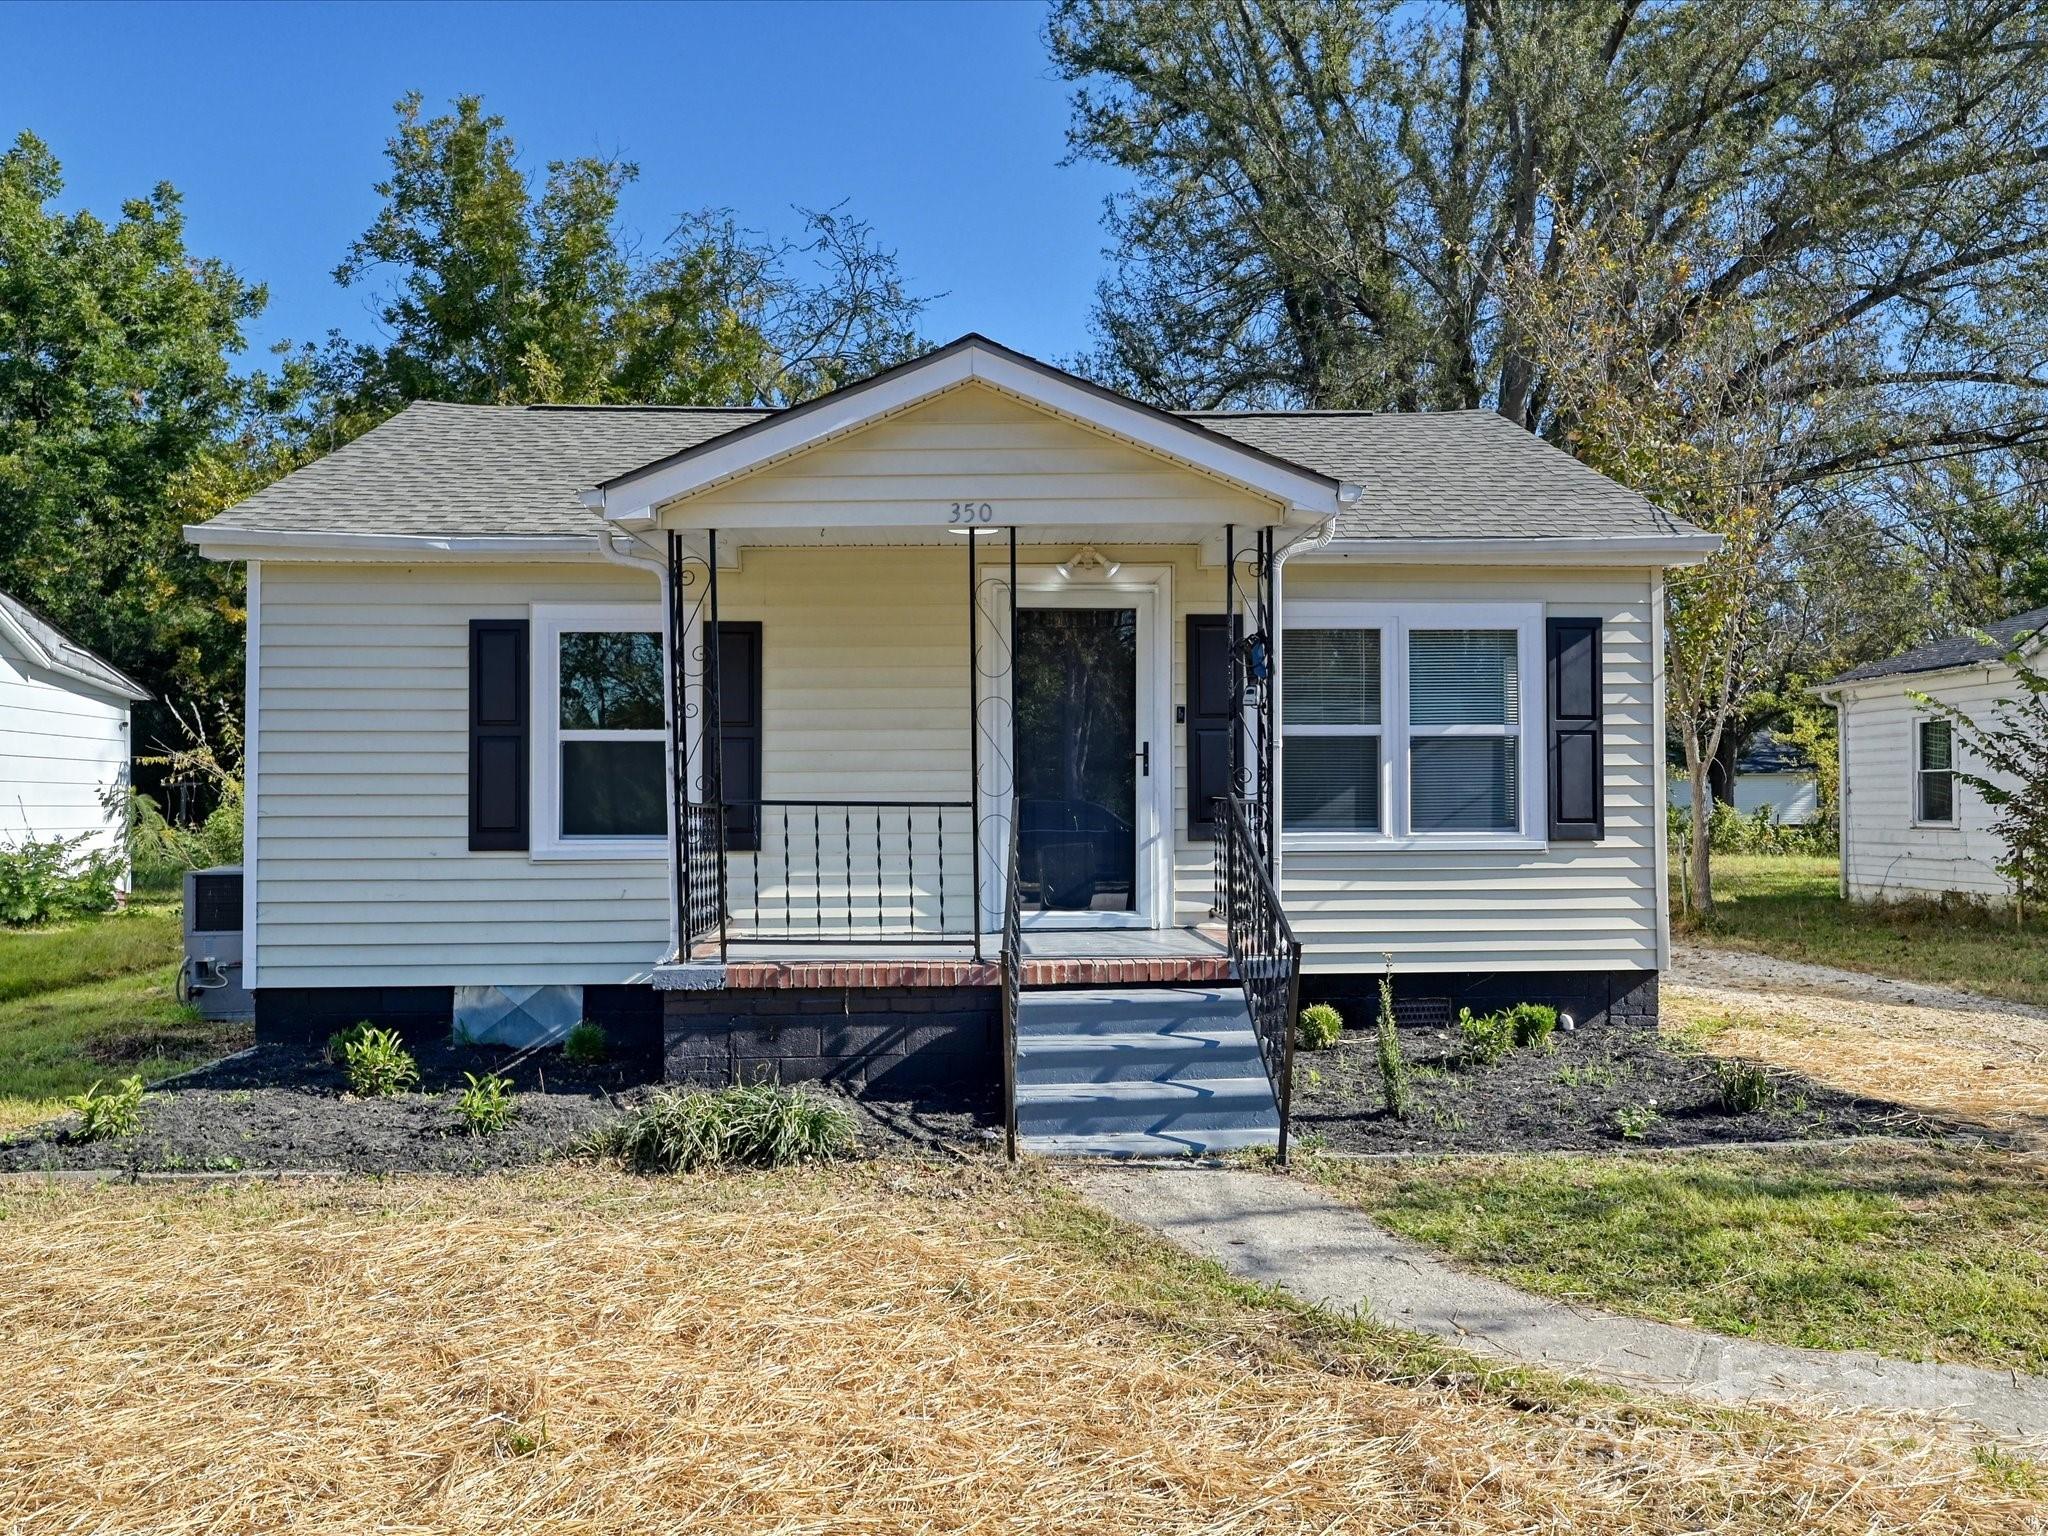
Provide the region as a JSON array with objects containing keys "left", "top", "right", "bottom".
[
  {"left": 0, "top": 591, "right": 150, "bottom": 878},
  {"left": 1816, "top": 605, "right": 2048, "bottom": 904},
  {"left": 184, "top": 335, "right": 1718, "bottom": 1153}
]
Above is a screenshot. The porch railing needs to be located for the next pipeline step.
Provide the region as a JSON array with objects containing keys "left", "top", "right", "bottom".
[
  {"left": 680, "top": 801, "right": 728, "bottom": 959},
  {"left": 712, "top": 799, "right": 978, "bottom": 946},
  {"left": 1219, "top": 793, "right": 1302, "bottom": 1164},
  {"left": 999, "top": 793, "right": 1022, "bottom": 1162}
]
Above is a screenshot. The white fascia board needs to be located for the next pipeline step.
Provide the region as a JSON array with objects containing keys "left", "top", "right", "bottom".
[
  {"left": 1308, "top": 533, "right": 1723, "bottom": 567},
  {"left": 0, "top": 605, "right": 55, "bottom": 671},
  {"left": 592, "top": 344, "right": 1346, "bottom": 520},
  {"left": 184, "top": 525, "right": 605, "bottom": 562},
  {"left": 1812, "top": 659, "right": 2011, "bottom": 701}
]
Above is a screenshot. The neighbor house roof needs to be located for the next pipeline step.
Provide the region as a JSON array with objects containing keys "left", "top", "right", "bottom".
[
  {"left": 187, "top": 345, "right": 1712, "bottom": 557},
  {"left": 1823, "top": 605, "right": 2048, "bottom": 687},
  {"left": 0, "top": 591, "right": 149, "bottom": 702}
]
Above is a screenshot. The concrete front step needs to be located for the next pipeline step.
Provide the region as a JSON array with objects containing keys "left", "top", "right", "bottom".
[
  {"left": 1015, "top": 1076, "right": 1280, "bottom": 1137},
  {"left": 1017, "top": 1029, "right": 1265, "bottom": 1084},
  {"left": 1019, "top": 1127, "right": 1278, "bottom": 1158},
  {"left": 1014, "top": 986, "right": 1247, "bottom": 1038}
]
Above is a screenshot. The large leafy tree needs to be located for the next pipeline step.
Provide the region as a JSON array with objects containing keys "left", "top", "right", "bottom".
[
  {"left": 321, "top": 94, "right": 928, "bottom": 418},
  {"left": 0, "top": 131, "right": 260, "bottom": 732}
]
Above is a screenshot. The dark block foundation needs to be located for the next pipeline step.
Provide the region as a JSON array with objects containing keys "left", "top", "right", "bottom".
[
  {"left": 1299, "top": 968, "right": 1658, "bottom": 1031},
  {"left": 664, "top": 984, "right": 999, "bottom": 1107}
]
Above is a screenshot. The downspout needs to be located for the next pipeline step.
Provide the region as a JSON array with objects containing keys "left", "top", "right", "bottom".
[
  {"left": 1265, "top": 515, "right": 1340, "bottom": 887},
  {"left": 590, "top": 512, "right": 684, "bottom": 965}
]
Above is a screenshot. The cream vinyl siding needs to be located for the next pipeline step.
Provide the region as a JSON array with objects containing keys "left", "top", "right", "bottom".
[
  {"left": 255, "top": 562, "right": 668, "bottom": 987},
  {"left": 1837, "top": 666, "right": 2017, "bottom": 902},
  {"left": 667, "top": 383, "right": 1274, "bottom": 530},
  {"left": 1278, "top": 562, "right": 1662, "bottom": 974},
  {"left": 0, "top": 644, "right": 131, "bottom": 869}
]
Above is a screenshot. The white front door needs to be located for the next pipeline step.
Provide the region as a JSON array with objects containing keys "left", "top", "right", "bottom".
[{"left": 1012, "top": 574, "right": 1172, "bottom": 929}]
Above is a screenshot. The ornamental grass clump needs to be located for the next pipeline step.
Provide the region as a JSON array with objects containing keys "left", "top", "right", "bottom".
[
  {"left": 1713, "top": 1058, "right": 1779, "bottom": 1115},
  {"left": 68, "top": 1075, "right": 145, "bottom": 1141},
  {"left": 1296, "top": 1003, "right": 1343, "bottom": 1051},
  {"left": 332, "top": 1023, "right": 420, "bottom": 1098},
  {"left": 589, "top": 1082, "right": 855, "bottom": 1173}
]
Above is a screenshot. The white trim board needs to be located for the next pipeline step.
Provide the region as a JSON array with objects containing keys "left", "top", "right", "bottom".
[
  {"left": 527, "top": 601, "right": 671, "bottom": 863},
  {"left": 243, "top": 561, "right": 260, "bottom": 990}
]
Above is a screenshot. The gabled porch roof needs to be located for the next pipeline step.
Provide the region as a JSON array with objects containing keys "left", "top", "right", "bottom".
[{"left": 582, "top": 334, "right": 1360, "bottom": 528}]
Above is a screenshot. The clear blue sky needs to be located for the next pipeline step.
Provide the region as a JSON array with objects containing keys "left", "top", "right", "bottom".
[{"left": 9, "top": 0, "right": 1126, "bottom": 370}]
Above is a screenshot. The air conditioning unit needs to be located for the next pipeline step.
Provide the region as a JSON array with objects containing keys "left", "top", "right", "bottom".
[{"left": 181, "top": 865, "right": 253, "bottom": 1021}]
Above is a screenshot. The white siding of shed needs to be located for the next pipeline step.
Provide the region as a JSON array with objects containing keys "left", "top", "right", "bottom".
[
  {"left": 0, "top": 641, "right": 131, "bottom": 870},
  {"left": 1277, "top": 561, "right": 1663, "bottom": 974},
  {"left": 1837, "top": 666, "right": 2017, "bottom": 902},
  {"left": 254, "top": 562, "right": 669, "bottom": 987}
]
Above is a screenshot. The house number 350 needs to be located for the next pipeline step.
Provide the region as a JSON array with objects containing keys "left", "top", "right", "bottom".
[{"left": 947, "top": 501, "right": 995, "bottom": 524}]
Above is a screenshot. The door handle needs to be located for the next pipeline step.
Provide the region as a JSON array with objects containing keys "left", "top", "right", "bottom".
[{"left": 1137, "top": 741, "right": 1151, "bottom": 777}]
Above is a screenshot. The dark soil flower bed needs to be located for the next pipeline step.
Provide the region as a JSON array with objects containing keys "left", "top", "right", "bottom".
[
  {"left": 0, "top": 1039, "right": 990, "bottom": 1176},
  {"left": 1290, "top": 1020, "right": 1955, "bottom": 1156}
]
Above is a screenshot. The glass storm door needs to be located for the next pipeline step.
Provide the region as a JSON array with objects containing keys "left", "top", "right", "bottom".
[{"left": 1014, "top": 604, "right": 1142, "bottom": 920}]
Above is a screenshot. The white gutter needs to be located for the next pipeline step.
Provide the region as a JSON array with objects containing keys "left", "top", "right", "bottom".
[
  {"left": 183, "top": 525, "right": 605, "bottom": 561},
  {"left": 1314, "top": 533, "right": 1722, "bottom": 567}
]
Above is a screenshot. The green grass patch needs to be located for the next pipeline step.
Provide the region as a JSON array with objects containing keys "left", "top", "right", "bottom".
[
  {"left": 1305, "top": 1142, "right": 2048, "bottom": 1375},
  {"left": 1677, "top": 854, "right": 2048, "bottom": 1009},
  {"left": 0, "top": 908, "right": 243, "bottom": 1132}
]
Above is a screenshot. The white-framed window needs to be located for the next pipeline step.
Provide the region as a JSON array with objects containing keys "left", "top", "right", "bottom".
[
  {"left": 531, "top": 603, "right": 668, "bottom": 860},
  {"left": 1913, "top": 715, "right": 1958, "bottom": 827},
  {"left": 1281, "top": 601, "right": 1545, "bottom": 849}
]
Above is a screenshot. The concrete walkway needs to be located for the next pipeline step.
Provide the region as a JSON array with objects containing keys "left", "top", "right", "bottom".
[{"left": 1078, "top": 1165, "right": 2048, "bottom": 1444}]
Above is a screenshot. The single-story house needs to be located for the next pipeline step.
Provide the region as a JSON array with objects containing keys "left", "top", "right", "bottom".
[
  {"left": 184, "top": 335, "right": 1716, "bottom": 1155},
  {"left": 1816, "top": 604, "right": 2047, "bottom": 905},
  {"left": 0, "top": 590, "right": 150, "bottom": 882}
]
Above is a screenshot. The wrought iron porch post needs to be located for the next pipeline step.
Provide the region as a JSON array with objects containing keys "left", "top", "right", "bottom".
[
  {"left": 1261, "top": 526, "right": 1278, "bottom": 877},
  {"left": 967, "top": 531, "right": 983, "bottom": 959},
  {"left": 706, "top": 528, "right": 728, "bottom": 961},
  {"left": 666, "top": 532, "right": 687, "bottom": 958}
]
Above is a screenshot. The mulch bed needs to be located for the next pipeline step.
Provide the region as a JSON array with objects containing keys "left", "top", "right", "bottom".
[
  {"left": 1290, "top": 1020, "right": 1958, "bottom": 1156},
  {"left": 0, "top": 1038, "right": 992, "bottom": 1176}
]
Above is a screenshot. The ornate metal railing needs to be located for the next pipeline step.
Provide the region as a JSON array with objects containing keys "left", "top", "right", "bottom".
[
  {"left": 1220, "top": 792, "right": 1301, "bottom": 1164},
  {"left": 718, "top": 799, "right": 977, "bottom": 944},
  {"left": 680, "top": 801, "right": 728, "bottom": 959},
  {"left": 999, "top": 793, "right": 1023, "bottom": 1161}
]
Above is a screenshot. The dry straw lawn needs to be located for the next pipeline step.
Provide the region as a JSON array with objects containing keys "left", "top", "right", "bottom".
[{"left": 0, "top": 1164, "right": 2040, "bottom": 1534}]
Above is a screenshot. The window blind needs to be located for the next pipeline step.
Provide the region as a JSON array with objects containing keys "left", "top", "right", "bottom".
[
  {"left": 1411, "top": 738, "right": 1518, "bottom": 831},
  {"left": 1289, "top": 629, "right": 1381, "bottom": 725},
  {"left": 1409, "top": 629, "right": 1518, "bottom": 726},
  {"left": 1282, "top": 736, "right": 1381, "bottom": 831}
]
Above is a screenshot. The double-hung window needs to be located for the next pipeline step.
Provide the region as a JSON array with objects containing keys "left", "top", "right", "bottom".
[
  {"left": 532, "top": 604, "right": 668, "bottom": 858},
  {"left": 1914, "top": 717, "right": 1957, "bottom": 826},
  {"left": 1282, "top": 603, "right": 1544, "bottom": 847}
]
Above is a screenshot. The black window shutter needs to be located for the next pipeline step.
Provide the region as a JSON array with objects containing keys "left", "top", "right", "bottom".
[
  {"left": 1546, "top": 616, "right": 1604, "bottom": 841},
  {"left": 718, "top": 621, "right": 763, "bottom": 852},
  {"left": 469, "top": 619, "right": 529, "bottom": 851},
  {"left": 1186, "top": 614, "right": 1236, "bottom": 841}
]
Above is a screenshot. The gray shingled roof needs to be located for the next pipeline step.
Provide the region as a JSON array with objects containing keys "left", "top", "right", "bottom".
[
  {"left": 0, "top": 591, "right": 149, "bottom": 701},
  {"left": 202, "top": 401, "right": 769, "bottom": 537},
  {"left": 1188, "top": 408, "right": 1693, "bottom": 540},
  {"left": 194, "top": 395, "right": 1698, "bottom": 544},
  {"left": 1827, "top": 605, "right": 2048, "bottom": 686}
]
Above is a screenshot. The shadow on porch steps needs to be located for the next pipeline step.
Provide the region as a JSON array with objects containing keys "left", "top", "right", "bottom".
[{"left": 1014, "top": 986, "right": 1280, "bottom": 1158}]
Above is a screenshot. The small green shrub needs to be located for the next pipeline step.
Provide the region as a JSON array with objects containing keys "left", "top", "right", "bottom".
[
  {"left": 589, "top": 1082, "right": 855, "bottom": 1172},
  {"left": 1712, "top": 1058, "right": 1779, "bottom": 1114},
  {"left": 334, "top": 1023, "right": 419, "bottom": 1097},
  {"left": 1375, "top": 966, "right": 1410, "bottom": 1120},
  {"left": 1508, "top": 1002, "right": 1558, "bottom": 1052},
  {"left": 1457, "top": 1007, "right": 1516, "bottom": 1065},
  {"left": 0, "top": 832, "right": 121, "bottom": 926},
  {"left": 1614, "top": 1102, "right": 1660, "bottom": 1140},
  {"left": 456, "top": 1072, "right": 516, "bottom": 1134},
  {"left": 562, "top": 1019, "right": 608, "bottom": 1065},
  {"left": 69, "top": 1075, "right": 145, "bottom": 1141},
  {"left": 1297, "top": 1003, "right": 1343, "bottom": 1051}
]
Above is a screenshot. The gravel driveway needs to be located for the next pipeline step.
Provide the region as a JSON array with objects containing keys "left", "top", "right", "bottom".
[{"left": 1667, "top": 942, "right": 2048, "bottom": 1146}]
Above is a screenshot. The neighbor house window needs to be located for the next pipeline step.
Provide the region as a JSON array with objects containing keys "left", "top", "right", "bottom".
[
  {"left": 532, "top": 604, "right": 667, "bottom": 857},
  {"left": 1915, "top": 717, "right": 1956, "bottom": 825},
  {"left": 1282, "top": 603, "right": 1541, "bottom": 845}
]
